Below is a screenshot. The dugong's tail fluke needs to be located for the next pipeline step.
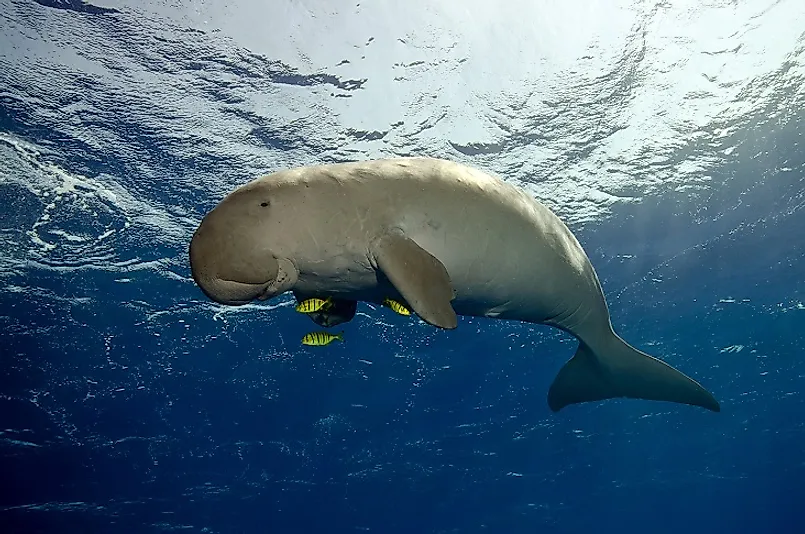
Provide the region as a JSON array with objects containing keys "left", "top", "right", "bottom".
[{"left": 547, "top": 335, "right": 720, "bottom": 412}]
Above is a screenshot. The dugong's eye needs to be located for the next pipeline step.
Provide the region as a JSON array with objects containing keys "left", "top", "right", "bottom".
[{"left": 260, "top": 201, "right": 269, "bottom": 207}]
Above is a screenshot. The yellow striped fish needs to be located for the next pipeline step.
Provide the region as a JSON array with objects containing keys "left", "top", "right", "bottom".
[
  {"left": 295, "top": 297, "right": 333, "bottom": 314},
  {"left": 301, "top": 331, "right": 344, "bottom": 347},
  {"left": 382, "top": 298, "right": 411, "bottom": 316}
]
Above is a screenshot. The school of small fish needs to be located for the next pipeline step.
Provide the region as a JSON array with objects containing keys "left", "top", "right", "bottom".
[{"left": 296, "top": 296, "right": 411, "bottom": 346}]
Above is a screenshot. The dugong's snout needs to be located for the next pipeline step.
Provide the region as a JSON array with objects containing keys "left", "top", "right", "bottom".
[
  {"left": 189, "top": 215, "right": 283, "bottom": 306},
  {"left": 194, "top": 275, "right": 273, "bottom": 306}
]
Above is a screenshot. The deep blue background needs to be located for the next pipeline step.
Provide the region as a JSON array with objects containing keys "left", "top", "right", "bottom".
[{"left": 1, "top": 1, "right": 804, "bottom": 533}]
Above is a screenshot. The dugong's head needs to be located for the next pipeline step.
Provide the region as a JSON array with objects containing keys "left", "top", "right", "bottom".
[{"left": 189, "top": 180, "right": 298, "bottom": 306}]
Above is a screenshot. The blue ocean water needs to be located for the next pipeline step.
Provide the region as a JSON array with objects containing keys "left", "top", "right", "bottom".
[{"left": 1, "top": 1, "right": 804, "bottom": 533}]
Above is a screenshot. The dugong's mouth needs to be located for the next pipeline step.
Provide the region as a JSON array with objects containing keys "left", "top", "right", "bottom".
[
  {"left": 199, "top": 277, "right": 273, "bottom": 306},
  {"left": 255, "top": 285, "right": 275, "bottom": 301}
]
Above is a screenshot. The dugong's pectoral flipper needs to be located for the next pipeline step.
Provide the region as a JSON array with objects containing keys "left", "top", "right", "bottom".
[
  {"left": 548, "top": 334, "right": 721, "bottom": 412},
  {"left": 369, "top": 230, "right": 458, "bottom": 329}
]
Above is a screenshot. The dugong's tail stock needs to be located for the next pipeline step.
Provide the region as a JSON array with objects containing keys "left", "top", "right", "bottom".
[{"left": 548, "top": 334, "right": 721, "bottom": 412}]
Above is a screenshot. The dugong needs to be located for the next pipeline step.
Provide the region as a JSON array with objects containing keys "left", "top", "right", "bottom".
[{"left": 189, "top": 157, "right": 720, "bottom": 413}]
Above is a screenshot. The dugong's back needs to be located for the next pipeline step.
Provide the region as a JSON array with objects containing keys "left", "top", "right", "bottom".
[{"left": 271, "top": 157, "right": 607, "bottom": 329}]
